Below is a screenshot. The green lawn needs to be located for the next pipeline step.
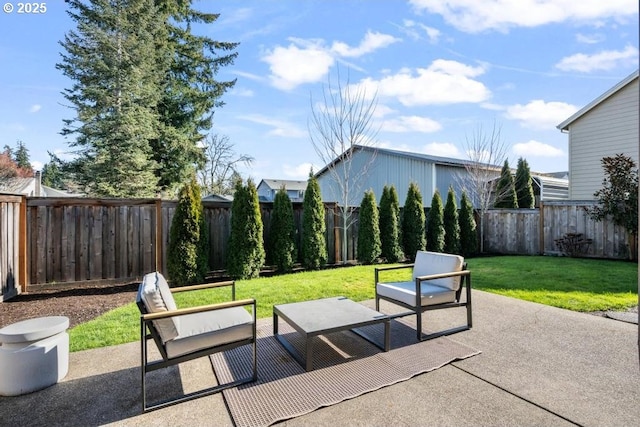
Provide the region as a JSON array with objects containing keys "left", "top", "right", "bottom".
[{"left": 69, "top": 255, "right": 638, "bottom": 352}]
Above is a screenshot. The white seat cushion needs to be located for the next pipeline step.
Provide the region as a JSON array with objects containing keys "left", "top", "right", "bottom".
[
  {"left": 413, "top": 251, "right": 464, "bottom": 291},
  {"left": 377, "top": 281, "right": 456, "bottom": 307},
  {"left": 138, "top": 272, "right": 180, "bottom": 343},
  {"left": 165, "top": 307, "right": 254, "bottom": 359}
]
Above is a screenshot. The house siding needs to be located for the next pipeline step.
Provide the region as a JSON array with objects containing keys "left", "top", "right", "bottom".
[
  {"left": 316, "top": 148, "right": 471, "bottom": 207},
  {"left": 568, "top": 77, "right": 639, "bottom": 200}
]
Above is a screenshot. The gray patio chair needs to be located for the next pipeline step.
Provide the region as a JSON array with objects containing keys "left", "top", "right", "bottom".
[
  {"left": 136, "top": 271, "right": 257, "bottom": 412},
  {"left": 375, "top": 251, "right": 472, "bottom": 341}
]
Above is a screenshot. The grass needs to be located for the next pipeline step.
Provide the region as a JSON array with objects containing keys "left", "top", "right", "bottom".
[{"left": 69, "top": 255, "right": 638, "bottom": 352}]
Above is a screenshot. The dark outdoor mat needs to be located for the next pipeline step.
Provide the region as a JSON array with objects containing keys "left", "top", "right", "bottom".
[{"left": 210, "top": 318, "right": 480, "bottom": 427}]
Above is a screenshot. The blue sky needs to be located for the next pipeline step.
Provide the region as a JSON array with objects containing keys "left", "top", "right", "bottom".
[{"left": 0, "top": 0, "right": 638, "bottom": 181}]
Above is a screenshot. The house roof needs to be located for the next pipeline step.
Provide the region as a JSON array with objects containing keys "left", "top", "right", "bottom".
[
  {"left": 259, "top": 179, "right": 308, "bottom": 192},
  {"left": 0, "top": 177, "right": 32, "bottom": 194},
  {"left": 314, "top": 145, "right": 478, "bottom": 178},
  {"left": 557, "top": 69, "right": 639, "bottom": 131}
]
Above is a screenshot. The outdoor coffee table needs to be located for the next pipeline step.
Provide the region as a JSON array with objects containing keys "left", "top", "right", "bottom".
[{"left": 273, "top": 296, "right": 390, "bottom": 371}]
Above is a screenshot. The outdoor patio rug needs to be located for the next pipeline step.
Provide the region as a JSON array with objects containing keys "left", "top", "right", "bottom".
[{"left": 210, "top": 318, "right": 480, "bottom": 427}]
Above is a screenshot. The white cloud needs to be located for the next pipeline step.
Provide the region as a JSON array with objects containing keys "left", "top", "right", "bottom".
[
  {"left": 402, "top": 19, "right": 441, "bottom": 43},
  {"left": 356, "top": 59, "right": 490, "bottom": 106},
  {"left": 239, "top": 114, "right": 306, "bottom": 138},
  {"left": 231, "top": 88, "right": 254, "bottom": 97},
  {"left": 29, "top": 104, "right": 41, "bottom": 113},
  {"left": 381, "top": 115, "right": 442, "bottom": 133},
  {"left": 513, "top": 140, "right": 564, "bottom": 157},
  {"left": 262, "top": 40, "right": 335, "bottom": 90},
  {"left": 31, "top": 160, "right": 43, "bottom": 171},
  {"left": 331, "top": 31, "right": 400, "bottom": 58},
  {"left": 505, "top": 100, "right": 579, "bottom": 130},
  {"left": 262, "top": 31, "right": 400, "bottom": 90},
  {"left": 419, "top": 142, "right": 463, "bottom": 158},
  {"left": 282, "top": 162, "right": 319, "bottom": 179},
  {"left": 409, "top": 0, "right": 638, "bottom": 33},
  {"left": 555, "top": 45, "right": 639, "bottom": 72},
  {"left": 576, "top": 33, "right": 605, "bottom": 44}
]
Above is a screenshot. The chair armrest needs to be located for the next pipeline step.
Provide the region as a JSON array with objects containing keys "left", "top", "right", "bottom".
[
  {"left": 142, "top": 298, "right": 256, "bottom": 321},
  {"left": 415, "top": 270, "right": 471, "bottom": 282},
  {"left": 170, "top": 280, "right": 234, "bottom": 293},
  {"left": 170, "top": 280, "right": 236, "bottom": 300},
  {"left": 375, "top": 264, "right": 414, "bottom": 284}
]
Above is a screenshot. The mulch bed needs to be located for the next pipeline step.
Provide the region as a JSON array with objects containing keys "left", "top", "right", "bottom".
[{"left": 0, "top": 282, "right": 138, "bottom": 329}]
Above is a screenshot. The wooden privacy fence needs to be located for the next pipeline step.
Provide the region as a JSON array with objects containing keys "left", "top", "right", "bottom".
[
  {"left": 5, "top": 196, "right": 633, "bottom": 293},
  {"left": 483, "top": 200, "right": 632, "bottom": 259},
  {"left": 23, "top": 198, "right": 356, "bottom": 289},
  {"left": 0, "top": 194, "right": 26, "bottom": 300}
]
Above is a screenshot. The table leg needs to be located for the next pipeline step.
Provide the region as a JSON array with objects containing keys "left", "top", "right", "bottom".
[
  {"left": 273, "top": 312, "right": 279, "bottom": 335},
  {"left": 305, "top": 335, "right": 313, "bottom": 371}
]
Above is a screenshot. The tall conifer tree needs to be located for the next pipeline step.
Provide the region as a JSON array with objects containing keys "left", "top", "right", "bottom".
[
  {"left": 494, "top": 160, "right": 518, "bottom": 208},
  {"left": 459, "top": 191, "right": 478, "bottom": 257},
  {"left": 426, "top": 190, "right": 445, "bottom": 252},
  {"left": 379, "top": 185, "right": 403, "bottom": 262},
  {"left": 515, "top": 157, "right": 535, "bottom": 209},
  {"left": 357, "top": 190, "right": 381, "bottom": 264},
  {"left": 444, "top": 186, "right": 461, "bottom": 254},
  {"left": 301, "top": 174, "right": 327, "bottom": 269},
  {"left": 269, "top": 187, "right": 297, "bottom": 273},
  {"left": 402, "top": 182, "right": 426, "bottom": 260}
]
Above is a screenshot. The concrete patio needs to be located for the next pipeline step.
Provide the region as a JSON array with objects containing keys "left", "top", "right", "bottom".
[{"left": 1, "top": 290, "right": 638, "bottom": 426}]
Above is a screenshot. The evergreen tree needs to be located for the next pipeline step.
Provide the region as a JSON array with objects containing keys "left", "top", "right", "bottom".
[
  {"left": 167, "top": 176, "right": 208, "bottom": 286},
  {"left": 14, "top": 141, "right": 33, "bottom": 175},
  {"left": 269, "top": 187, "right": 297, "bottom": 273},
  {"left": 515, "top": 157, "right": 535, "bottom": 209},
  {"left": 426, "top": 190, "right": 445, "bottom": 252},
  {"left": 459, "top": 191, "right": 478, "bottom": 257},
  {"left": 57, "top": 0, "right": 238, "bottom": 197},
  {"left": 444, "top": 186, "right": 461, "bottom": 254},
  {"left": 152, "top": 2, "right": 239, "bottom": 192},
  {"left": 402, "top": 182, "right": 426, "bottom": 261},
  {"left": 227, "top": 179, "right": 265, "bottom": 279},
  {"left": 41, "top": 153, "right": 65, "bottom": 189},
  {"left": 58, "top": 0, "right": 162, "bottom": 197},
  {"left": 379, "top": 185, "right": 403, "bottom": 262},
  {"left": 357, "top": 190, "right": 381, "bottom": 264},
  {"left": 494, "top": 160, "right": 518, "bottom": 208},
  {"left": 301, "top": 174, "right": 327, "bottom": 269}
]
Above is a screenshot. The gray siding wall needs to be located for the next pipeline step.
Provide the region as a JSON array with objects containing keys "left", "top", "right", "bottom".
[
  {"left": 568, "top": 78, "right": 639, "bottom": 200},
  {"left": 317, "top": 149, "right": 470, "bottom": 207}
]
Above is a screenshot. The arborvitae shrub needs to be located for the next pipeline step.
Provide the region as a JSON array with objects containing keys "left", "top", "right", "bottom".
[
  {"left": 401, "top": 182, "right": 426, "bottom": 261},
  {"left": 357, "top": 189, "right": 381, "bottom": 264},
  {"left": 227, "top": 179, "right": 265, "bottom": 279},
  {"left": 269, "top": 187, "right": 297, "bottom": 273},
  {"left": 443, "top": 186, "right": 461, "bottom": 254},
  {"left": 379, "top": 185, "right": 403, "bottom": 262},
  {"left": 459, "top": 191, "right": 478, "bottom": 257},
  {"left": 426, "top": 190, "right": 445, "bottom": 252},
  {"left": 494, "top": 160, "right": 518, "bottom": 208},
  {"left": 168, "top": 176, "right": 208, "bottom": 286},
  {"left": 301, "top": 174, "right": 327, "bottom": 269},
  {"left": 515, "top": 157, "right": 535, "bottom": 209}
]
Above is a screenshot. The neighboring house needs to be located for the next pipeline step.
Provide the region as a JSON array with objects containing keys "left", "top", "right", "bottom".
[
  {"left": 0, "top": 172, "right": 82, "bottom": 197},
  {"left": 487, "top": 173, "right": 569, "bottom": 206},
  {"left": 557, "top": 70, "right": 639, "bottom": 200},
  {"left": 314, "top": 145, "right": 476, "bottom": 207},
  {"left": 257, "top": 179, "right": 307, "bottom": 203},
  {"left": 315, "top": 145, "right": 566, "bottom": 208},
  {"left": 202, "top": 194, "right": 233, "bottom": 202}
]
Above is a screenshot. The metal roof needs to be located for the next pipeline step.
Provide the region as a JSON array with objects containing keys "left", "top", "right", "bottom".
[{"left": 259, "top": 179, "right": 308, "bottom": 191}]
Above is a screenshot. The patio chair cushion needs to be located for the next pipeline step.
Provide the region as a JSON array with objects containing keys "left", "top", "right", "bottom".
[
  {"left": 412, "top": 251, "right": 464, "bottom": 291},
  {"left": 376, "top": 281, "right": 456, "bottom": 307},
  {"left": 164, "top": 307, "right": 254, "bottom": 359},
  {"left": 138, "top": 272, "right": 180, "bottom": 343}
]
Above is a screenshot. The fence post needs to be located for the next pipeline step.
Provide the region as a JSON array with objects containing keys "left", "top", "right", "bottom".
[
  {"left": 155, "top": 198, "right": 163, "bottom": 273},
  {"left": 18, "top": 195, "right": 27, "bottom": 294},
  {"left": 539, "top": 200, "right": 545, "bottom": 255}
]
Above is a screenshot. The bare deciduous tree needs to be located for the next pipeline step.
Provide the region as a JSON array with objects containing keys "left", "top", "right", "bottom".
[
  {"left": 198, "top": 134, "right": 254, "bottom": 196},
  {"left": 457, "top": 122, "right": 510, "bottom": 253},
  {"left": 308, "top": 70, "right": 378, "bottom": 264}
]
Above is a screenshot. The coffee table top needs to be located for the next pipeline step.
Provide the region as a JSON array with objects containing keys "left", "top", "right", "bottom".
[
  {"left": 0, "top": 316, "right": 69, "bottom": 343},
  {"left": 274, "top": 296, "right": 387, "bottom": 335}
]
